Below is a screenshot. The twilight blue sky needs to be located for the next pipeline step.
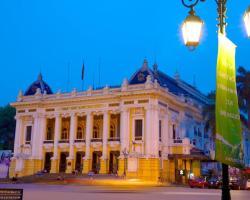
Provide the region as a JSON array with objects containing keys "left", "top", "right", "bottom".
[{"left": 0, "top": 0, "right": 250, "bottom": 106}]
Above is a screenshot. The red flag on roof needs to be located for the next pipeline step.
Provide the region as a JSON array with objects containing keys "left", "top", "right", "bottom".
[{"left": 81, "top": 62, "right": 85, "bottom": 80}]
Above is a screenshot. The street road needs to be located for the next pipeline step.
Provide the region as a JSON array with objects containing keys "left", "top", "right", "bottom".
[{"left": 0, "top": 183, "right": 249, "bottom": 200}]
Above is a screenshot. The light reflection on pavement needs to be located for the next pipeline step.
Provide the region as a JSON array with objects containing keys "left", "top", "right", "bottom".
[{"left": 0, "top": 183, "right": 249, "bottom": 200}]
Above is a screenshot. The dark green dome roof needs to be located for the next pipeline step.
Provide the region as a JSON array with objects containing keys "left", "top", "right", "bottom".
[{"left": 24, "top": 73, "right": 53, "bottom": 96}]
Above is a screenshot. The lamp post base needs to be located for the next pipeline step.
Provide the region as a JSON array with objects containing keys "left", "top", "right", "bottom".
[{"left": 221, "top": 163, "right": 231, "bottom": 200}]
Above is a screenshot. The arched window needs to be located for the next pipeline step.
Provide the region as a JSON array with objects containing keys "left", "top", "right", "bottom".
[
  {"left": 62, "top": 128, "right": 69, "bottom": 140},
  {"left": 47, "top": 127, "right": 52, "bottom": 140},
  {"left": 46, "top": 118, "right": 55, "bottom": 140},
  {"left": 77, "top": 127, "right": 83, "bottom": 139},
  {"left": 172, "top": 124, "right": 176, "bottom": 139},
  {"left": 93, "top": 126, "right": 99, "bottom": 138},
  {"left": 110, "top": 124, "right": 115, "bottom": 138}
]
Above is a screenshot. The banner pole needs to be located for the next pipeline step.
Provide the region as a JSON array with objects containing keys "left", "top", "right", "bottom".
[
  {"left": 216, "top": 1, "right": 231, "bottom": 200},
  {"left": 222, "top": 163, "right": 231, "bottom": 200}
]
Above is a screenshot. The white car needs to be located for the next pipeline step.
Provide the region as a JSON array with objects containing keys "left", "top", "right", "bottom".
[{"left": 246, "top": 179, "right": 250, "bottom": 190}]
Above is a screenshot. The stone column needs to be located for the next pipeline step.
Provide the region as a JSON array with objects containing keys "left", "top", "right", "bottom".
[
  {"left": 142, "top": 105, "right": 160, "bottom": 181},
  {"left": 118, "top": 108, "right": 129, "bottom": 177},
  {"left": 83, "top": 112, "right": 92, "bottom": 173},
  {"left": 120, "top": 108, "right": 129, "bottom": 152},
  {"left": 66, "top": 113, "right": 77, "bottom": 173},
  {"left": 38, "top": 115, "right": 46, "bottom": 159},
  {"left": 100, "top": 111, "right": 109, "bottom": 174},
  {"left": 13, "top": 116, "right": 24, "bottom": 174},
  {"left": 200, "top": 124, "right": 205, "bottom": 150},
  {"left": 145, "top": 106, "right": 153, "bottom": 156},
  {"left": 151, "top": 106, "right": 159, "bottom": 157},
  {"left": 162, "top": 111, "right": 169, "bottom": 150},
  {"left": 14, "top": 116, "right": 23, "bottom": 157},
  {"left": 179, "top": 111, "right": 185, "bottom": 139},
  {"left": 32, "top": 113, "right": 40, "bottom": 159},
  {"left": 35, "top": 114, "right": 46, "bottom": 172},
  {"left": 51, "top": 113, "right": 61, "bottom": 173}
]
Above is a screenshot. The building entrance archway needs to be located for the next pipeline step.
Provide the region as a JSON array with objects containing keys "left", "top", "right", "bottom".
[
  {"left": 44, "top": 152, "right": 53, "bottom": 172},
  {"left": 59, "top": 152, "right": 69, "bottom": 173},
  {"left": 92, "top": 151, "right": 102, "bottom": 174},
  {"left": 109, "top": 151, "right": 120, "bottom": 174},
  {"left": 75, "top": 151, "right": 85, "bottom": 173}
]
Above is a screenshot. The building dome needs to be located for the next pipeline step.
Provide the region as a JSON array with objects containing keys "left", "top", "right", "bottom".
[{"left": 24, "top": 73, "right": 53, "bottom": 96}]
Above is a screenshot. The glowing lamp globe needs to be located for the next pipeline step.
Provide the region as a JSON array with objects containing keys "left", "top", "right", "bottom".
[
  {"left": 244, "top": 6, "right": 250, "bottom": 38},
  {"left": 182, "top": 13, "right": 204, "bottom": 49}
]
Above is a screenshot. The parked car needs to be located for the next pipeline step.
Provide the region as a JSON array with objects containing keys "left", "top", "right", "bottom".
[
  {"left": 208, "top": 177, "right": 222, "bottom": 189},
  {"left": 188, "top": 177, "right": 208, "bottom": 188},
  {"left": 229, "top": 177, "right": 241, "bottom": 190}
]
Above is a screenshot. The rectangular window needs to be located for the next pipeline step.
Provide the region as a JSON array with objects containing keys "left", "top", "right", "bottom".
[
  {"left": 77, "top": 116, "right": 86, "bottom": 139},
  {"left": 173, "top": 124, "right": 176, "bottom": 139},
  {"left": 93, "top": 115, "right": 103, "bottom": 139},
  {"left": 135, "top": 119, "right": 143, "bottom": 140},
  {"left": 26, "top": 126, "right": 32, "bottom": 143},
  {"left": 46, "top": 118, "right": 55, "bottom": 140},
  {"left": 159, "top": 120, "right": 162, "bottom": 142},
  {"left": 61, "top": 117, "right": 70, "bottom": 140},
  {"left": 198, "top": 127, "right": 202, "bottom": 137},
  {"left": 109, "top": 114, "right": 120, "bottom": 139},
  {"left": 194, "top": 127, "right": 198, "bottom": 136}
]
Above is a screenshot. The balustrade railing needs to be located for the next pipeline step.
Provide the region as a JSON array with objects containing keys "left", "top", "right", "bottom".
[
  {"left": 108, "top": 137, "right": 120, "bottom": 142},
  {"left": 74, "top": 139, "right": 86, "bottom": 143},
  {"left": 91, "top": 138, "right": 103, "bottom": 142},
  {"left": 43, "top": 140, "right": 54, "bottom": 144},
  {"left": 58, "top": 140, "right": 69, "bottom": 143}
]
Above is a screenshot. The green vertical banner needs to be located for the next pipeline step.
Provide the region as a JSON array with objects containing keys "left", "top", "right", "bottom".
[{"left": 215, "top": 33, "right": 244, "bottom": 168}]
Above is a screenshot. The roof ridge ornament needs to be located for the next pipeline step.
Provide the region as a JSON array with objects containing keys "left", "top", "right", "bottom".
[
  {"left": 153, "top": 62, "right": 158, "bottom": 72},
  {"left": 122, "top": 78, "right": 128, "bottom": 91},
  {"left": 175, "top": 70, "right": 180, "bottom": 81},
  {"left": 38, "top": 73, "right": 43, "bottom": 81},
  {"left": 141, "top": 58, "right": 149, "bottom": 71},
  {"left": 145, "top": 75, "right": 153, "bottom": 89},
  {"left": 17, "top": 90, "right": 23, "bottom": 102}
]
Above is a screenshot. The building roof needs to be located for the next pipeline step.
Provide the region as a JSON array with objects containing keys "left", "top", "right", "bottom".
[
  {"left": 129, "top": 59, "right": 208, "bottom": 105},
  {"left": 24, "top": 73, "right": 53, "bottom": 96}
]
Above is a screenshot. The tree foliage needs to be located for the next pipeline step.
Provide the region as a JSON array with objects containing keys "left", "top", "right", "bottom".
[
  {"left": 203, "top": 91, "right": 215, "bottom": 138},
  {"left": 0, "top": 105, "right": 16, "bottom": 150},
  {"left": 236, "top": 66, "right": 250, "bottom": 128},
  {"left": 203, "top": 66, "right": 250, "bottom": 138}
]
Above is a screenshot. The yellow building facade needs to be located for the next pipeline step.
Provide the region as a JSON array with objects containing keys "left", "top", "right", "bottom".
[{"left": 10, "top": 59, "right": 210, "bottom": 182}]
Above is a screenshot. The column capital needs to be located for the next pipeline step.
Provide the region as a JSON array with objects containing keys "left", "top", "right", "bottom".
[
  {"left": 46, "top": 114, "right": 55, "bottom": 119},
  {"left": 120, "top": 107, "right": 129, "bottom": 113},
  {"left": 15, "top": 115, "right": 22, "bottom": 120},
  {"left": 76, "top": 112, "right": 86, "bottom": 117},
  {"left": 86, "top": 110, "right": 93, "bottom": 116},
  {"left": 70, "top": 112, "right": 77, "bottom": 117},
  {"left": 33, "top": 113, "right": 46, "bottom": 119},
  {"left": 103, "top": 110, "right": 109, "bottom": 115},
  {"left": 109, "top": 109, "right": 120, "bottom": 115},
  {"left": 92, "top": 111, "right": 103, "bottom": 116},
  {"left": 55, "top": 112, "right": 61, "bottom": 118}
]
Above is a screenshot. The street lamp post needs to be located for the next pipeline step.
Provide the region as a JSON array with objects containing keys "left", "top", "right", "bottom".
[
  {"left": 181, "top": 0, "right": 205, "bottom": 49},
  {"left": 122, "top": 148, "right": 129, "bottom": 178},
  {"left": 180, "top": 1, "right": 250, "bottom": 200},
  {"left": 244, "top": 6, "right": 250, "bottom": 38}
]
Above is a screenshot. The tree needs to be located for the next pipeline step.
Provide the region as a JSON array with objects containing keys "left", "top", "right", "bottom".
[
  {"left": 203, "top": 91, "right": 216, "bottom": 139},
  {"left": 0, "top": 105, "right": 16, "bottom": 150},
  {"left": 204, "top": 67, "right": 250, "bottom": 137},
  {"left": 236, "top": 66, "right": 250, "bottom": 129}
]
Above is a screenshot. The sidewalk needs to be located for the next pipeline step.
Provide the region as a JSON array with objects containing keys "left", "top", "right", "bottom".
[{"left": 1, "top": 174, "right": 171, "bottom": 187}]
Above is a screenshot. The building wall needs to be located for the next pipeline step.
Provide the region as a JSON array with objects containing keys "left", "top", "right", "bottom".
[{"left": 10, "top": 81, "right": 207, "bottom": 181}]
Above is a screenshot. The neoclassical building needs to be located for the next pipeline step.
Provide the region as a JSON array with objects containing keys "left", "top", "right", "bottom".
[{"left": 10, "top": 59, "right": 212, "bottom": 182}]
